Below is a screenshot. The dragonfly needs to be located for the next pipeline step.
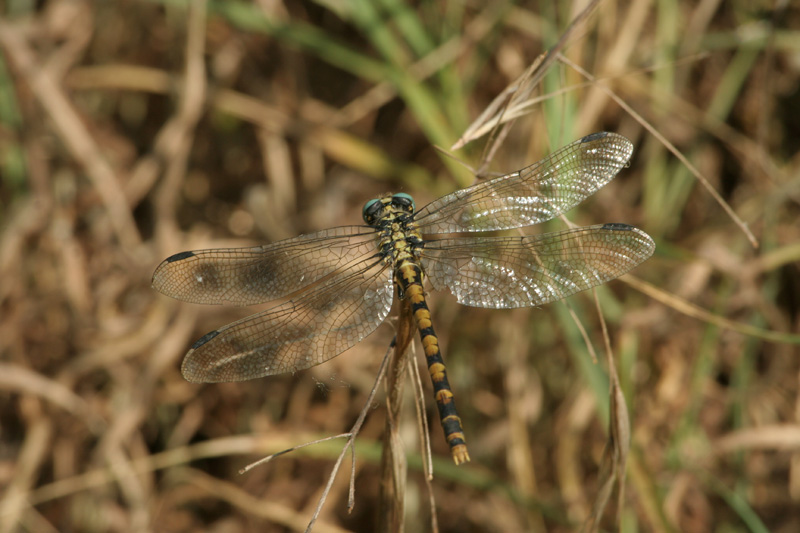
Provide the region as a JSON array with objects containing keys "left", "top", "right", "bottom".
[{"left": 152, "top": 132, "right": 655, "bottom": 465}]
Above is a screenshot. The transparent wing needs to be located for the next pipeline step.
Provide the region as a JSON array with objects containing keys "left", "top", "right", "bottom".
[
  {"left": 413, "top": 132, "right": 633, "bottom": 234},
  {"left": 420, "top": 224, "right": 654, "bottom": 309},
  {"left": 180, "top": 256, "right": 394, "bottom": 383},
  {"left": 152, "top": 226, "right": 377, "bottom": 305}
]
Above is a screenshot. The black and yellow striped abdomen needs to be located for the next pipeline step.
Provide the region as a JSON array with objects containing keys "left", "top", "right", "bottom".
[
  {"left": 365, "top": 191, "right": 471, "bottom": 464},
  {"left": 396, "top": 260, "right": 470, "bottom": 465}
]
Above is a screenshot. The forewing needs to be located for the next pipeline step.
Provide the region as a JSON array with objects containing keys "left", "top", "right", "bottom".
[
  {"left": 181, "top": 256, "right": 394, "bottom": 382},
  {"left": 421, "top": 224, "right": 654, "bottom": 309},
  {"left": 413, "top": 132, "right": 633, "bottom": 234},
  {"left": 152, "top": 226, "right": 377, "bottom": 305}
]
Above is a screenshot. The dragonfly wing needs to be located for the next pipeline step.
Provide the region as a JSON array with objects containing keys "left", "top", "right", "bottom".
[
  {"left": 413, "top": 132, "right": 633, "bottom": 234},
  {"left": 152, "top": 226, "right": 377, "bottom": 305},
  {"left": 420, "top": 224, "right": 654, "bottom": 309},
  {"left": 181, "top": 256, "right": 394, "bottom": 382}
]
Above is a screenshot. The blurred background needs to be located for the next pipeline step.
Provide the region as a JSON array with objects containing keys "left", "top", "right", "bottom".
[{"left": 1, "top": 1, "right": 799, "bottom": 531}]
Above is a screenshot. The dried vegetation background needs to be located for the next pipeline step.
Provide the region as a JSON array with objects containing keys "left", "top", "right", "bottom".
[{"left": 1, "top": 1, "right": 800, "bottom": 532}]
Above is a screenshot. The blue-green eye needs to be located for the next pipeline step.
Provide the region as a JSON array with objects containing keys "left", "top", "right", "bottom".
[
  {"left": 392, "top": 193, "right": 415, "bottom": 211},
  {"left": 362, "top": 198, "right": 382, "bottom": 221}
]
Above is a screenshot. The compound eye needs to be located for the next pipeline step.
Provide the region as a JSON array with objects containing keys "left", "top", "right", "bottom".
[
  {"left": 392, "top": 193, "right": 415, "bottom": 212},
  {"left": 362, "top": 198, "right": 382, "bottom": 222}
]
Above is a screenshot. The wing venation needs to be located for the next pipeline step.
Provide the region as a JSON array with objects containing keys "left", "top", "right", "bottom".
[
  {"left": 152, "top": 226, "right": 377, "bottom": 305},
  {"left": 414, "top": 132, "right": 633, "bottom": 234},
  {"left": 421, "top": 224, "right": 654, "bottom": 308}
]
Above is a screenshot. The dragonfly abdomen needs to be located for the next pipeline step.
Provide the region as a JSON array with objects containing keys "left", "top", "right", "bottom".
[{"left": 396, "top": 261, "right": 470, "bottom": 465}]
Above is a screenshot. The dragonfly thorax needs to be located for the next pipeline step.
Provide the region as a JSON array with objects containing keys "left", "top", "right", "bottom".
[{"left": 363, "top": 194, "right": 423, "bottom": 271}]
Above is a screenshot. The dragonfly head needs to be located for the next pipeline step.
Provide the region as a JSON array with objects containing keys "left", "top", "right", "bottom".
[{"left": 362, "top": 193, "right": 416, "bottom": 225}]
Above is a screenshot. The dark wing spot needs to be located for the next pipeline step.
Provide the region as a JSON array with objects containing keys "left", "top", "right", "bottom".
[
  {"left": 194, "top": 263, "right": 221, "bottom": 288},
  {"left": 242, "top": 256, "right": 277, "bottom": 293},
  {"left": 191, "top": 329, "right": 220, "bottom": 349},
  {"left": 166, "top": 250, "right": 195, "bottom": 262},
  {"left": 581, "top": 131, "right": 608, "bottom": 143}
]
